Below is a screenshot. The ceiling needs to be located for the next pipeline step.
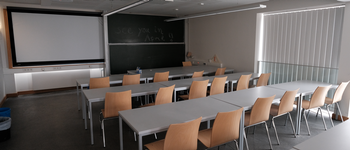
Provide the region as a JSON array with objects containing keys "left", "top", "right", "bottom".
[{"left": 0, "top": 0, "right": 268, "bottom": 16}]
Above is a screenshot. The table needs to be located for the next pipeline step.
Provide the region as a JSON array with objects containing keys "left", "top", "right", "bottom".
[
  {"left": 267, "top": 80, "right": 336, "bottom": 135},
  {"left": 82, "top": 82, "right": 166, "bottom": 144},
  {"left": 215, "top": 72, "right": 260, "bottom": 92},
  {"left": 209, "top": 86, "right": 288, "bottom": 149},
  {"left": 293, "top": 120, "right": 350, "bottom": 150},
  {"left": 118, "top": 97, "right": 243, "bottom": 150}
]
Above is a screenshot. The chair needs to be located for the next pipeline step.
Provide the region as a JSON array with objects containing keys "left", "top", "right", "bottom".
[
  {"left": 215, "top": 67, "right": 226, "bottom": 76},
  {"left": 236, "top": 74, "right": 252, "bottom": 91},
  {"left": 141, "top": 85, "right": 175, "bottom": 107},
  {"left": 256, "top": 73, "right": 271, "bottom": 87},
  {"left": 192, "top": 70, "right": 204, "bottom": 78},
  {"left": 99, "top": 90, "right": 131, "bottom": 147},
  {"left": 270, "top": 89, "right": 299, "bottom": 145},
  {"left": 182, "top": 61, "right": 192, "bottom": 67},
  {"left": 209, "top": 76, "right": 227, "bottom": 96},
  {"left": 144, "top": 117, "right": 202, "bottom": 150},
  {"left": 244, "top": 95, "right": 275, "bottom": 150},
  {"left": 295, "top": 85, "right": 331, "bottom": 135},
  {"left": 198, "top": 108, "right": 243, "bottom": 149},
  {"left": 89, "top": 76, "right": 110, "bottom": 89},
  {"left": 179, "top": 80, "right": 209, "bottom": 100},
  {"left": 324, "top": 81, "right": 349, "bottom": 127},
  {"left": 122, "top": 74, "right": 140, "bottom": 86},
  {"left": 153, "top": 71, "right": 169, "bottom": 83}
]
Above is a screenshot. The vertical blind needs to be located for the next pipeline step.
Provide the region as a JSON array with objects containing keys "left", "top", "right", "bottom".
[{"left": 259, "top": 5, "right": 345, "bottom": 85}]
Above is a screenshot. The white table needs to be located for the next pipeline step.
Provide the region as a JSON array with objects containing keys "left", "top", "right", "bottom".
[
  {"left": 118, "top": 97, "right": 243, "bottom": 150},
  {"left": 82, "top": 82, "right": 166, "bottom": 145},
  {"left": 209, "top": 86, "right": 288, "bottom": 149},
  {"left": 267, "top": 80, "right": 336, "bottom": 135},
  {"left": 293, "top": 120, "right": 350, "bottom": 150}
]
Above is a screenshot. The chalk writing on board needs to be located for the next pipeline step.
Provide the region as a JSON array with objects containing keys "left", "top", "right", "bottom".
[{"left": 114, "top": 26, "right": 174, "bottom": 42}]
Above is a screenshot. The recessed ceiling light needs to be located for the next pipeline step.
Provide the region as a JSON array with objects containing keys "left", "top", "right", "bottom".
[
  {"left": 200, "top": 3, "right": 204, "bottom": 6},
  {"left": 175, "top": 8, "right": 179, "bottom": 11}
]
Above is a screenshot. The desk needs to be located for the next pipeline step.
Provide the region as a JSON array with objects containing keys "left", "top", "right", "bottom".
[
  {"left": 118, "top": 97, "right": 242, "bottom": 150},
  {"left": 267, "top": 80, "right": 336, "bottom": 135},
  {"left": 82, "top": 82, "right": 166, "bottom": 144},
  {"left": 293, "top": 120, "right": 350, "bottom": 150},
  {"left": 209, "top": 86, "right": 287, "bottom": 149}
]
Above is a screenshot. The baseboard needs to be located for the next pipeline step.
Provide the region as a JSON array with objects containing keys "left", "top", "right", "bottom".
[
  {"left": 17, "top": 87, "right": 76, "bottom": 95},
  {"left": 332, "top": 113, "right": 349, "bottom": 121},
  {"left": 0, "top": 95, "right": 7, "bottom": 107}
]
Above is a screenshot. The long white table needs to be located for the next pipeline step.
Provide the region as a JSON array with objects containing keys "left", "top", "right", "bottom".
[
  {"left": 267, "top": 80, "right": 336, "bottom": 135},
  {"left": 82, "top": 82, "right": 166, "bottom": 144},
  {"left": 293, "top": 120, "right": 350, "bottom": 150},
  {"left": 118, "top": 97, "right": 243, "bottom": 150}
]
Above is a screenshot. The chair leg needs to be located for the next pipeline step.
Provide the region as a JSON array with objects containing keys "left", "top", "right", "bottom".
[
  {"left": 102, "top": 119, "right": 106, "bottom": 147},
  {"left": 134, "top": 132, "right": 137, "bottom": 141},
  {"left": 316, "top": 107, "right": 320, "bottom": 117},
  {"left": 234, "top": 140, "right": 239, "bottom": 150},
  {"left": 318, "top": 107, "right": 327, "bottom": 131},
  {"left": 336, "top": 103, "right": 344, "bottom": 122},
  {"left": 303, "top": 109, "right": 311, "bottom": 136},
  {"left": 271, "top": 117, "right": 280, "bottom": 145},
  {"left": 252, "top": 126, "right": 256, "bottom": 134},
  {"left": 154, "top": 133, "right": 157, "bottom": 139},
  {"left": 284, "top": 114, "right": 288, "bottom": 126},
  {"left": 244, "top": 129, "right": 249, "bottom": 150},
  {"left": 306, "top": 110, "right": 311, "bottom": 120},
  {"left": 288, "top": 113, "right": 297, "bottom": 138},
  {"left": 264, "top": 122, "right": 273, "bottom": 150},
  {"left": 326, "top": 105, "right": 334, "bottom": 127}
]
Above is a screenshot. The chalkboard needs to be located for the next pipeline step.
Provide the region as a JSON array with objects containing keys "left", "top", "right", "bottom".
[
  {"left": 110, "top": 45, "right": 185, "bottom": 74},
  {"left": 108, "top": 14, "right": 184, "bottom": 43}
]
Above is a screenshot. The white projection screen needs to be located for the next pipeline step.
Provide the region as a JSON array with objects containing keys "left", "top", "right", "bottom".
[{"left": 7, "top": 7, "right": 104, "bottom": 67}]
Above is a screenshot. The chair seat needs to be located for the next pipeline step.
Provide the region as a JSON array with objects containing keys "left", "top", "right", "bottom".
[
  {"left": 144, "top": 139, "right": 165, "bottom": 150},
  {"left": 101, "top": 109, "right": 119, "bottom": 119},
  {"left": 294, "top": 100, "right": 311, "bottom": 109},
  {"left": 244, "top": 112, "right": 251, "bottom": 126},
  {"left": 197, "top": 129, "right": 212, "bottom": 148},
  {"left": 325, "top": 97, "right": 333, "bottom": 105},
  {"left": 140, "top": 103, "right": 155, "bottom": 107},
  {"left": 179, "top": 95, "right": 189, "bottom": 100},
  {"left": 270, "top": 104, "right": 279, "bottom": 116}
]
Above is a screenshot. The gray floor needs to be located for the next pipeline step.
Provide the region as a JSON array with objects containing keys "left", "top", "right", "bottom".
[{"left": 0, "top": 89, "right": 342, "bottom": 150}]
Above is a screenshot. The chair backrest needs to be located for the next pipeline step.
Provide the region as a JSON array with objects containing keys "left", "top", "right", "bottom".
[
  {"left": 209, "top": 76, "right": 227, "bottom": 96},
  {"left": 278, "top": 89, "right": 299, "bottom": 115},
  {"left": 249, "top": 95, "right": 275, "bottom": 126},
  {"left": 188, "top": 79, "right": 209, "bottom": 100},
  {"left": 89, "top": 77, "right": 110, "bottom": 89},
  {"left": 153, "top": 71, "right": 169, "bottom": 82},
  {"left": 182, "top": 61, "right": 192, "bottom": 67},
  {"left": 155, "top": 85, "right": 175, "bottom": 105},
  {"left": 331, "top": 81, "right": 349, "bottom": 103},
  {"left": 215, "top": 67, "right": 226, "bottom": 76},
  {"left": 308, "top": 85, "right": 332, "bottom": 109},
  {"left": 122, "top": 74, "right": 140, "bottom": 86},
  {"left": 192, "top": 70, "right": 204, "bottom": 78},
  {"left": 104, "top": 90, "right": 132, "bottom": 118},
  {"left": 236, "top": 74, "right": 252, "bottom": 91},
  {"left": 256, "top": 73, "right": 271, "bottom": 87},
  {"left": 163, "top": 117, "right": 202, "bottom": 150},
  {"left": 211, "top": 108, "right": 243, "bottom": 147}
]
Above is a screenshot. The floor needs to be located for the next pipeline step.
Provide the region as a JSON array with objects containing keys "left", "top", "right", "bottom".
[{"left": 0, "top": 89, "right": 342, "bottom": 150}]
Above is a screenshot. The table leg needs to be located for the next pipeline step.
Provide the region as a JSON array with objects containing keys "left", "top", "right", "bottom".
[
  {"left": 89, "top": 101, "right": 94, "bottom": 145},
  {"left": 138, "top": 134, "right": 143, "bottom": 150},
  {"left": 296, "top": 95, "right": 302, "bottom": 135},
  {"left": 207, "top": 120, "right": 210, "bottom": 129},
  {"left": 77, "top": 82, "right": 80, "bottom": 111},
  {"left": 119, "top": 117, "right": 123, "bottom": 150},
  {"left": 83, "top": 95, "right": 87, "bottom": 129},
  {"left": 174, "top": 89, "right": 177, "bottom": 102},
  {"left": 231, "top": 81, "right": 234, "bottom": 92},
  {"left": 239, "top": 109, "right": 245, "bottom": 150}
]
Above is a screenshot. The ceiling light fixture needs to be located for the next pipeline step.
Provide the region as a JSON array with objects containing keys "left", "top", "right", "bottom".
[
  {"left": 102, "top": 0, "right": 150, "bottom": 16},
  {"left": 165, "top": 4, "right": 266, "bottom": 22}
]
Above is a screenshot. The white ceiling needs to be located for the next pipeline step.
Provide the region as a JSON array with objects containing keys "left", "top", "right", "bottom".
[{"left": 0, "top": 0, "right": 268, "bottom": 16}]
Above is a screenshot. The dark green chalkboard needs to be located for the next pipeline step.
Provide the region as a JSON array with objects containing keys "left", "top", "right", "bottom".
[
  {"left": 110, "top": 45, "right": 185, "bottom": 74},
  {"left": 108, "top": 14, "right": 184, "bottom": 43}
]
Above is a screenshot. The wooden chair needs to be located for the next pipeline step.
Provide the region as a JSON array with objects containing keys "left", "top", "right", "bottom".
[
  {"left": 153, "top": 71, "right": 169, "bottom": 82},
  {"left": 99, "top": 90, "right": 131, "bottom": 147},
  {"left": 294, "top": 85, "right": 331, "bottom": 135},
  {"left": 236, "top": 74, "right": 252, "bottom": 91},
  {"left": 141, "top": 85, "right": 175, "bottom": 107},
  {"left": 270, "top": 89, "right": 299, "bottom": 145},
  {"left": 256, "top": 73, "right": 271, "bottom": 87},
  {"left": 209, "top": 76, "right": 227, "bottom": 96},
  {"left": 89, "top": 76, "right": 110, "bottom": 89},
  {"left": 122, "top": 74, "right": 140, "bottom": 86},
  {"left": 215, "top": 67, "right": 226, "bottom": 76},
  {"left": 244, "top": 95, "right": 275, "bottom": 150},
  {"left": 182, "top": 61, "right": 192, "bottom": 67},
  {"left": 198, "top": 108, "right": 243, "bottom": 149},
  {"left": 324, "top": 81, "right": 349, "bottom": 127},
  {"left": 192, "top": 70, "right": 204, "bottom": 78},
  {"left": 179, "top": 80, "right": 209, "bottom": 100},
  {"left": 144, "top": 117, "right": 202, "bottom": 150}
]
